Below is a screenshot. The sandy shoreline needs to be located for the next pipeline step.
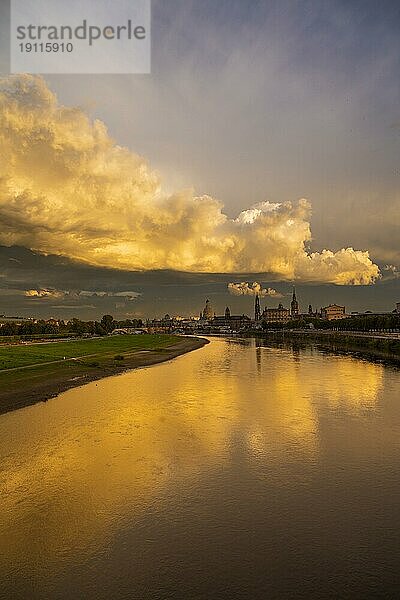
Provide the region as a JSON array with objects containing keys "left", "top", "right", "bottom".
[{"left": 0, "top": 336, "right": 209, "bottom": 417}]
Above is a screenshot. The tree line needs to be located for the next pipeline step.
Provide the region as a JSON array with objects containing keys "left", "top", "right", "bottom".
[
  {"left": 262, "top": 313, "right": 400, "bottom": 332},
  {"left": 0, "top": 315, "right": 143, "bottom": 337}
]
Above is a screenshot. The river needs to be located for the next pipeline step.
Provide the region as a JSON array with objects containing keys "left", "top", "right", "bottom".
[{"left": 0, "top": 337, "right": 399, "bottom": 599}]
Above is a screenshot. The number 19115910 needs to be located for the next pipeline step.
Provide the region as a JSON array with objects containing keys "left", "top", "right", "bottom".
[{"left": 19, "top": 42, "right": 73, "bottom": 52}]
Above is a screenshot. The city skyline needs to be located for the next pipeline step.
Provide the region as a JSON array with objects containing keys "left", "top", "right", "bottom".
[
  {"left": 0, "top": 242, "right": 398, "bottom": 320},
  {"left": 0, "top": 248, "right": 398, "bottom": 322}
]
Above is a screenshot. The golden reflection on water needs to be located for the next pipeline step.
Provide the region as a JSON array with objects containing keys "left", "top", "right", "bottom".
[{"left": 0, "top": 338, "right": 387, "bottom": 581}]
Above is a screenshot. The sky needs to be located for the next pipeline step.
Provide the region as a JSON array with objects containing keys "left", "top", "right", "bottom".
[{"left": 0, "top": 0, "right": 399, "bottom": 319}]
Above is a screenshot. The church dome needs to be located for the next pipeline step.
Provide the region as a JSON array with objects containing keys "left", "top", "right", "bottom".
[{"left": 202, "top": 299, "right": 214, "bottom": 320}]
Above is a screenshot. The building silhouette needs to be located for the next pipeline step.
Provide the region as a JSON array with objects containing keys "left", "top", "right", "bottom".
[
  {"left": 255, "top": 294, "right": 261, "bottom": 321},
  {"left": 261, "top": 303, "right": 290, "bottom": 324},
  {"left": 290, "top": 287, "right": 299, "bottom": 318},
  {"left": 321, "top": 304, "right": 346, "bottom": 320},
  {"left": 200, "top": 298, "right": 214, "bottom": 320},
  {"left": 213, "top": 310, "right": 251, "bottom": 330}
]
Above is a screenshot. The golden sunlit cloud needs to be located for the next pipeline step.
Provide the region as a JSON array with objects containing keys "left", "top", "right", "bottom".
[
  {"left": 228, "top": 282, "right": 283, "bottom": 297},
  {"left": 25, "top": 288, "right": 65, "bottom": 299},
  {"left": 0, "top": 75, "right": 380, "bottom": 284}
]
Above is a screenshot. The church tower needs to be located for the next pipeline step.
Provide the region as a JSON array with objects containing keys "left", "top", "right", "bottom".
[
  {"left": 225, "top": 306, "right": 231, "bottom": 320},
  {"left": 291, "top": 287, "right": 299, "bottom": 318},
  {"left": 202, "top": 298, "right": 214, "bottom": 320},
  {"left": 255, "top": 294, "right": 261, "bottom": 321}
]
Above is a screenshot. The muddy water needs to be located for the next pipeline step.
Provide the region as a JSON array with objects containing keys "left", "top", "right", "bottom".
[{"left": 0, "top": 338, "right": 399, "bottom": 599}]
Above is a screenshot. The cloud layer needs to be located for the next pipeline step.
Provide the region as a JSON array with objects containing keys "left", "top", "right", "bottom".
[
  {"left": 24, "top": 288, "right": 140, "bottom": 301},
  {"left": 0, "top": 75, "right": 379, "bottom": 284}
]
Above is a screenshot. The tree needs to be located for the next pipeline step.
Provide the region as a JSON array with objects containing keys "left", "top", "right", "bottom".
[
  {"left": 0, "top": 321, "right": 18, "bottom": 336},
  {"left": 94, "top": 321, "right": 107, "bottom": 336},
  {"left": 100, "top": 314, "right": 115, "bottom": 333},
  {"left": 68, "top": 318, "right": 87, "bottom": 335}
]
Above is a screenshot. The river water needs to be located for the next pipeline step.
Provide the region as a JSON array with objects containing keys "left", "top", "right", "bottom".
[{"left": 0, "top": 337, "right": 399, "bottom": 599}]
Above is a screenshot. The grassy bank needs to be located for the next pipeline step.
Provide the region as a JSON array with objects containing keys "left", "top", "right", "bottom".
[
  {"left": 0, "top": 334, "right": 208, "bottom": 415},
  {"left": 0, "top": 333, "right": 80, "bottom": 345},
  {"left": 0, "top": 334, "right": 179, "bottom": 370}
]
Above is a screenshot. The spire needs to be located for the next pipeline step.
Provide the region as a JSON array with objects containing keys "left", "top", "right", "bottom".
[
  {"left": 290, "top": 286, "right": 299, "bottom": 317},
  {"left": 255, "top": 294, "right": 261, "bottom": 321}
]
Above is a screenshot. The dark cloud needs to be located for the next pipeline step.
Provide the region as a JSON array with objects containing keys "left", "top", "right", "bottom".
[{"left": 0, "top": 246, "right": 398, "bottom": 320}]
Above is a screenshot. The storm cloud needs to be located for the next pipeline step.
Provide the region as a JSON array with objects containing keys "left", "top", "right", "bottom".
[{"left": 0, "top": 75, "right": 380, "bottom": 284}]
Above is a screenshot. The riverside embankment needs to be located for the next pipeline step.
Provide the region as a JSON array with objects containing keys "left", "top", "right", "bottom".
[
  {"left": 0, "top": 334, "right": 208, "bottom": 415},
  {"left": 256, "top": 329, "right": 400, "bottom": 363}
]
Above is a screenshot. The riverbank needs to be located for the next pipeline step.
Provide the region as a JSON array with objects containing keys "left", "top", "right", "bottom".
[
  {"left": 257, "top": 329, "right": 400, "bottom": 364},
  {"left": 0, "top": 335, "right": 208, "bottom": 416}
]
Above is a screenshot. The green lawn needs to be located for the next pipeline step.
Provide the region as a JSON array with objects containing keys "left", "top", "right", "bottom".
[{"left": 0, "top": 335, "right": 177, "bottom": 371}]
